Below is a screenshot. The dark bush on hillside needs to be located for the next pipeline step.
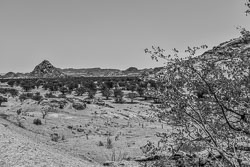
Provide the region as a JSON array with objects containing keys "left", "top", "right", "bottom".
[
  {"left": 127, "top": 92, "right": 137, "bottom": 103},
  {"left": 33, "top": 118, "right": 42, "bottom": 125},
  {"left": 50, "top": 133, "right": 60, "bottom": 142},
  {"left": 58, "top": 94, "right": 66, "bottom": 98},
  {"left": 114, "top": 89, "right": 124, "bottom": 98},
  {"left": 7, "top": 80, "right": 15, "bottom": 87},
  {"left": 85, "top": 82, "right": 97, "bottom": 92},
  {"left": 75, "top": 87, "right": 86, "bottom": 96},
  {"left": 20, "top": 80, "right": 35, "bottom": 92},
  {"left": 72, "top": 102, "right": 86, "bottom": 110},
  {"left": 44, "top": 92, "right": 57, "bottom": 98},
  {"left": 0, "top": 88, "right": 18, "bottom": 97},
  {"left": 114, "top": 89, "right": 124, "bottom": 103},
  {"left": 32, "top": 93, "right": 43, "bottom": 101},
  {"left": 59, "top": 87, "right": 68, "bottom": 95},
  {"left": 102, "top": 88, "right": 113, "bottom": 100},
  {"left": 19, "top": 93, "right": 29, "bottom": 102},
  {"left": 0, "top": 96, "right": 7, "bottom": 106},
  {"left": 19, "top": 93, "right": 42, "bottom": 102},
  {"left": 87, "top": 90, "right": 96, "bottom": 99},
  {"left": 136, "top": 86, "right": 145, "bottom": 96}
]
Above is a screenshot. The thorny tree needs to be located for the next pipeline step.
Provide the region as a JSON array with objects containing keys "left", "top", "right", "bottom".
[{"left": 144, "top": 29, "right": 250, "bottom": 166}]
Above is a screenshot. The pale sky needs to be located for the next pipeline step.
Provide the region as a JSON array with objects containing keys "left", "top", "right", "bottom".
[{"left": 0, "top": 0, "right": 249, "bottom": 73}]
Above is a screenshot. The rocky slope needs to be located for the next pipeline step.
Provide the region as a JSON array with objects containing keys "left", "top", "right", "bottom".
[{"left": 0, "top": 123, "right": 100, "bottom": 167}]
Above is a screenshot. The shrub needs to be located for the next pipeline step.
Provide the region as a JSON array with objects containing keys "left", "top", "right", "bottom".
[
  {"left": 58, "top": 94, "right": 66, "bottom": 98},
  {"left": 50, "top": 133, "right": 60, "bottom": 142},
  {"left": 59, "top": 87, "right": 68, "bottom": 95},
  {"left": 98, "top": 141, "right": 104, "bottom": 146},
  {"left": 20, "top": 80, "right": 35, "bottom": 92},
  {"left": 0, "top": 96, "right": 7, "bottom": 106},
  {"left": 127, "top": 92, "right": 137, "bottom": 103},
  {"left": 72, "top": 102, "right": 86, "bottom": 110},
  {"left": 33, "top": 118, "right": 42, "bottom": 125},
  {"left": 137, "top": 87, "right": 145, "bottom": 97},
  {"left": 19, "top": 93, "right": 34, "bottom": 102},
  {"left": 32, "top": 92, "right": 43, "bottom": 101},
  {"left": 0, "top": 88, "right": 18, "bottom": 97},
  {"left": 106, "top": 137, "right": 113, "bottom": 149},
  {"left": 102, "top": 88, "right": 113, "bottom": 100},
  {"left": 7, "top": 80, "right": 15, "bottom": 87},
  {"left": 87, "top": 90, "right": 96, "bottom": 99},
  {"left": 114, "top": 88, "right": 124, "bottom": 98},
  {"left": 44, "top": 92, "right": 57, "bottom": 98},
  {"left": 104, "top": 149, "right": 128, "bottom": 162},
  {"left": 75, "top": 86, "right": 86, "bottom": 96}
]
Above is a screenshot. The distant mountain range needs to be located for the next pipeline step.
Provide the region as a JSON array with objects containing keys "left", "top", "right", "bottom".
[
  {"left": 2, "top": 35, "right": 250, "bottom": 79},
  {"left": 0, "top": 60, "right": 163, "bottom": 78}
]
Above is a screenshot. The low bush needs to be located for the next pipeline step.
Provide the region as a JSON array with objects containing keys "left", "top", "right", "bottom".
[
  {"left": 98, "top": 141, "right": 104, "bottom": 146},
  {"left": 72, "top": 102, "right": 86, "bottom": 110},
  {"left": 32, "top": 92, "right": 43, "bottom": 101},
  {"left": 106, "top": 137, "right": 113, "bottom": 149},
  {"left": 0, "top": 88, "right": 18, "bottom": 97},
  {"left": 50, "top": 133, "right": 60, "bottom": 142},
  {"left": 33, "top": 118, "right": 42, "bottom": 125},
  {"left": 44, "top": 92, "right": 57, "bottom": 98}
]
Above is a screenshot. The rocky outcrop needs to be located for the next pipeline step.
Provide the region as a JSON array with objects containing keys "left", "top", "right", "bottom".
[{"left": 30, "top": 60, "right": 66, "bottom": 78}]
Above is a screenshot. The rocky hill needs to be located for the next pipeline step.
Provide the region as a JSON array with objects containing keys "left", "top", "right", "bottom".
[{"left": 30, "top": 60, "right": 66, "bottom": 78}]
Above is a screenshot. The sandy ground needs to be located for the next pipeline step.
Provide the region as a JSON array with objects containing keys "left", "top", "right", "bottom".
[{"left": 0, "top": 87, "right": 170, "bottom": 167}]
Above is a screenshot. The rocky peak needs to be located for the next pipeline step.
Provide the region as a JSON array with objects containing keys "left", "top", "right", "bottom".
[{"left": 30, "top": 60, "right": 66, "bottom": 78}]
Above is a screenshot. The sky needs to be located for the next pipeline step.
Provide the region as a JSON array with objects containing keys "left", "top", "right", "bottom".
[{"left": 0, "top": 0, "right": 249, "bottom": 73}]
